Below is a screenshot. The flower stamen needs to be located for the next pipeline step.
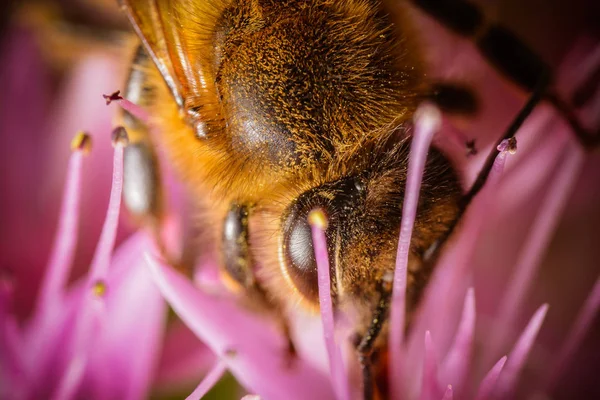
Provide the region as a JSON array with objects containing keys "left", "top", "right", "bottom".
[
  {"left": 53, "top": 129, "right": 127, "bottom": 399},
  {"left": 70, "top": 131, "right": 92, "bottom": 154},
  {"left": 111, "top": 126, "right": 130, "bottom": 148},
  {"left": 37, "top": 132, "right": 90, "bottom": 312},
  {"left": 92, "top": 280, "right": 107, "bottom": 297},
  {"left": 88, "top": 127, "right": 127, "bottom": 282},
  {"left": 309, "top": 208, "right": 350, "bottom": 400},
  {"left": 389, "top": 103, "right": 441, "bottom": 396},
  {"left": 103, "top": 90, "right": 151, "bottom": 125},
  {"left": 185, "top": 359, "right": 227, "bottom": 400}
]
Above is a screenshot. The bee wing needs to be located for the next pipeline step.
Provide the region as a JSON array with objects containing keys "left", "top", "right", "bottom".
[{"left": 118, "top": 0, "right": 210, "bottom": 110}]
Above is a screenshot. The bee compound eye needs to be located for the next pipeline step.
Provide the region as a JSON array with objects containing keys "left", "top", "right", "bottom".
[
  {"left": 282, "top": 210, "right": 320, "bottom": 302},
  {"left": 280, "top": 177, "right": 363, "bottom": 303}
]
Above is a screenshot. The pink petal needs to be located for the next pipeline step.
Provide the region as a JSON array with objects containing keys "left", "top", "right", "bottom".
[
  {"left": 81, "top": 233, "right": 167, "bottom": 400},
  {"left": 546, "top": 278, "right": 600, "bottom": 390},
  {"left": 441, "top": 385, "right": 453, "bottom": 400},
  {"left": 494, "top": 304, "right": 549, "bottom": 398},
  {"left": 146, "top": 256, "right": 335, "bottom": 400},
  {"left": 475, "top": 356, "right": 507, "bottom": 400},
  {"left": 0, "top": 27, "right": 55, "bottom": 319},
  {"left": 403, "top": 139, "right": 514, "bottom": 396},
  {"left": 420, "top": 331, "right": 441, "bottom": 400},
  {"left": 0, "top": 310, "right": 24, "bottom": 397},
  {"left": 491, "top": 142, "right": 584, "bottom": 356},
  {"left": 155, "top": 322, "right": 215, "bottom": 388},
  {"left": 51, "top": 295, "right": 104, "bottom": 400},
  {"left": 441, "top": 288, "right": 475, "bottom": 396},
  {"left": 21, "top": 290, "right": 83, "bottom": 397}
]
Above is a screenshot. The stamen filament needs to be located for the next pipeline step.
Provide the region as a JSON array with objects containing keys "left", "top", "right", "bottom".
[
  {"left": 52, "top": 132, "right": 126, "bottom": 400},
  {"left": 389, "top": 103, "right": 441, "bottom": 396},
  {"left": 120, "top": 98, "right": 150, "bottom": 124},
  {"left": 88, "top": 128, "right": 127, "bottom": 282},
  {"left": 185, "top": 360, "right": 227, "bottom": 400},
  {"left": 38, "top": 133, "right": 89, "bottom": 311},
  {"left": 103, "top": 90, "right": 151, "bottom": 124},
  {"left": 309, "top": 209, "right": 350, "bottom": 400}
]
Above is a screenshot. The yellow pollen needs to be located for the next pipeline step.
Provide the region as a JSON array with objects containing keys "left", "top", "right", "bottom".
[
  {"left": 70, "top": 131, "right": 92, "bottom": 154},
  {"left": 92, "top": 280, "right": 107, "bottom": 297},
  {"left": 308, "top": 209, "right": 328, "bottom": 230}
]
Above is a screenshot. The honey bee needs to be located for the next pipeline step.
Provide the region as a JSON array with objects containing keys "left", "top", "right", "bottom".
[{"left": 115, "top": 0, "right": 594, "bottom": 398}]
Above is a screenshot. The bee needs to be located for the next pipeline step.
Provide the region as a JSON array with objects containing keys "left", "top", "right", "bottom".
[{"left": 116, "top": 0, "right": 595, "bottom": 398}]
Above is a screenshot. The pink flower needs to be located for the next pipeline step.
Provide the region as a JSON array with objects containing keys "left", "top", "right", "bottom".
[
  {"left": 0, "top": 26, "right": 208, "bottom": 399},
  {"left": 0, "top": 122, "right": 167, "bottom": 400},
  {"left": 0, "top": 32, "right": 168, "bottom": 395},
  {"left": 2, "top": 3, "right": 599, "bottom": 400}
]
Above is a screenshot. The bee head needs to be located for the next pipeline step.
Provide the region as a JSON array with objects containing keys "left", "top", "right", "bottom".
[{"left": 278, "top": 138, "right": 461, "bottom": 339}]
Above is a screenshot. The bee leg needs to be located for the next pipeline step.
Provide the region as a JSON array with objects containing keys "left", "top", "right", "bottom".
[
  {"left": 118, "top": 45, "right": 168, "bottom": 253},
  {"left": 413, "top": 1, "right": 557, "bottom": 223},
  {"left": 355, "top": 281, "right": 393, "bottom": 400},
  {"left": 222, "top": 203, "right": 297, "bottom": 361},
  {"left": 477, "top": 27, "right": 599, "bottom": 149},
  {"left": 412, "top": 0, "right": 598, "bottom": 149},
  {"left": 413, "top": 0, "right": 545, "bottom": 91},
  {"left": 358, "top": 353, "right": 374, "bottom": 400},
  {"left": 421, "top": 71, "right": 551, "bottom": 279}
]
